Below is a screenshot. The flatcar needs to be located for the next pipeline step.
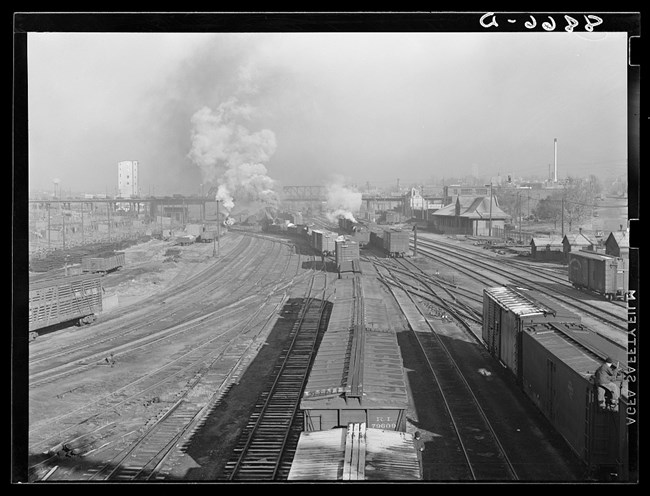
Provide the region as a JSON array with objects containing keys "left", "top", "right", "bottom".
[
  {"left": 300, "top": 278, "right": 410, "bottom": 432},
  {"left": 288, "top": 422, "right": 422, "bottom": 481},
  {"left": 520, "top": 322, "right": 629, "bottom": 480},
  {"left": 567, "top": 250, "right": 629, "bottom": 301},
  {"left": 81, "top": 251, "right": 125, "bottom": 274},
  {"left": 338, "top": 259, "right": 363, "bottom": 279},
  {"left": 29, "top": 273, "right": 103, "bottom": 341}
]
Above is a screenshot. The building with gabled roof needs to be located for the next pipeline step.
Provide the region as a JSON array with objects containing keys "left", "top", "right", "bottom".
[
  {"left": 429, "top": 196, "right": 509, "bottom": 236},
  {"left": 562, "top": 230, "right": 597, "bottom": 260},
  {"left": 605, "top": 230, "right": 629, "bottom": 258},
  {"left": 530, "top": 236, "right": 564, "bottom": 261}
]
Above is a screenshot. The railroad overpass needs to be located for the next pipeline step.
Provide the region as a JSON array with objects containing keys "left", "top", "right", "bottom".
[{"left": 280, "top": 185, "right": 447, "bottom": 210}]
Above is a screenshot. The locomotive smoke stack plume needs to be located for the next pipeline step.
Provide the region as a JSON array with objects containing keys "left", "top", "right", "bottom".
[
  {"left": 188, "top": 96, "right": 279, "bottom": 216},
  {"left": 325, "top": 182, "right": 362, "bottom": 223}
]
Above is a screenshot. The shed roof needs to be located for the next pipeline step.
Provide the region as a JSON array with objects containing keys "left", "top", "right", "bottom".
[
  {"left": 562, "top": 233, "right": 596, "bottom": 247},
  {"left": 530, "top": 236, "right": 564, "bottom": 249},
  {"left": 606, "top": 231, "right": 629, "bottom": 249},
  {"left": 432, "top": 196, "right": 510, "bottom": 220},
  {"left": 287, "top": 423, "right": 421, "bottom": 481}
]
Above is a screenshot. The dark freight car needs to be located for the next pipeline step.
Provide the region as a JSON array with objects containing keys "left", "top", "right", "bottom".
[
  {"left": 338, "top": 217, "right": 370, "bottom": 247},
  {"left": 383, "top": 228, "right": 410, "bottom": 257},
  {"left": 300, "top": 282, "right": 409, "bottom": 431},
  {"left": 29, "top": 273, "right": 103, "bottom": 340},
  {"left": 567, "top": 250, "right": 629, "bottom": 301},
  {"left": 335, "top": 238, "right": 360, "bottom": 267},
  {"left": 311, "top": 229, "right": 337, "bottom": 256},
  {"left": 482, "top": 286, "right": 581, "bottom": 382},
  {"left": 520, "top": 323, "right": 629, "bottom": 480},
  {"left": 81, "top": 251, "right": 125, "bottom": 274}
]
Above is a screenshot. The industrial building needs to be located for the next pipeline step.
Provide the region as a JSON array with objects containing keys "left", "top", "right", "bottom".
[{"left": 117, "top": 160, "right": 139, "bottom": 198}]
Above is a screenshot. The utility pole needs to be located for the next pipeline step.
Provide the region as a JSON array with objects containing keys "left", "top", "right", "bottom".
[
  {"left": 47, "top": 203, "right": 51, "bottom": 250},
  {"left": 413, "top": 224, "right": 418, "bottom": 256},
  {"left": 485, "top": 180, "right": 492, "bottom": 238},
  {"left": 62, "top": 211, "right": 65, "bottom": 250},
  {"left": 518, "top": 192, "right": 522, "bottom": 244},
  {"left": 561, "top": 196, "right": 565, "bottom": 237}
]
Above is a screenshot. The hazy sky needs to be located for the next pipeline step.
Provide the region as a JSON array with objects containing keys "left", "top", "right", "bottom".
[{"left": 27, "top": 30, "right": 629, "bottom": 195}]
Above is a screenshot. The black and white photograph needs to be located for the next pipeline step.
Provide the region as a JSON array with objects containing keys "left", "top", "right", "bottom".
[{"left": 14, "top": 12, "right": 639, "bottom": 484}]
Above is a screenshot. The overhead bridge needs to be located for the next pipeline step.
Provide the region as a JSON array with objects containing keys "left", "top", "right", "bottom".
[{"left": 281, "top": 186, "right": 445, "bottom": 205}]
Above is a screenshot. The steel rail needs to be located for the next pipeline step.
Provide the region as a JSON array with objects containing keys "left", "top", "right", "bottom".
[{"left": 375, "top": 262, "right": 519, "bottom": 481}]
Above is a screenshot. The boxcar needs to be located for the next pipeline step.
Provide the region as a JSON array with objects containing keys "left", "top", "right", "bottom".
[
  {"left": 383, "top": 229, "right": 410, "bottom": 258},
  {"left": 520, "top": 323, "right": 629, "bottom": 480},
  {"left": 567, "top": 250, "right": 629, "bottom": 301},
  {"left": 335, "top": 238, "right": 360, "bottom": 267},
  {"left": 81, "top": 251, "right": 125, "bottom": 274},
  {"left": 482, "top": 286, "right": 581, "bottom": 382},
  {"left": 29, "top": 273, "right": 103, "bottom": 340},
  {"left": 288, "top": 423, "right": 422, "bottom": 481},
  {"left": 300, "top": 280, "right": 409, "bottom": 432},
  {"left": 311, "top": 229, "right": 337, "bottom": 256}
]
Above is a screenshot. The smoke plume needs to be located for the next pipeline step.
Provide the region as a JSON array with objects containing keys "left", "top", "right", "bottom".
[
  {"left": 325, "top": 182, "right": 362, "bottom": 223},
  {"left": 188, "top": 97, "right": 279, "bottom": 213}
]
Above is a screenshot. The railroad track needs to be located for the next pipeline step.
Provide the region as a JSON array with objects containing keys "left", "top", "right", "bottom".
[
  {"left": 374, "top": 261, "right": 519, "bottom": 481},
  {"left": 29, "top": 237, "right": 287, "bottom": 376},
  {"left": 27, "top": 241, "right": 310, "bottom": 481},
  {"left": 223, "top": 269, "right": 331, "bottom": 481},
  {"left": 420, "top": 234, "right": 628, "bottom": 309},
  {"left": 28, "top": 234, "right": 258, "bottom": 362},
  {"left": 412, "top": 238, "right": 627, "bottom": 334}
]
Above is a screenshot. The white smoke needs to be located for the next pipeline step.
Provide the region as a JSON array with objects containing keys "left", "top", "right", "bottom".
[
  {"left": 188, "top": 97, "right": 279, "bottom": 213},
  {"left": 325, "top": 182, "right": 362, "bottom": 223}
]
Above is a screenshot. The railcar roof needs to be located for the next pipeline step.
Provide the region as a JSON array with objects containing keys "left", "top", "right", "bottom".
[{"left": 288, "top": 423, "right": 421, "bottom": 481}]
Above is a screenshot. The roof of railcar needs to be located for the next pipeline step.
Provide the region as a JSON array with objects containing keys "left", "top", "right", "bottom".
[
  {"left": 484, "top": 286, "right": 579, "bottom": 321},
  {"left": 287, "top": 423, "right": 421, "bottom": 481},
  {"left": 29, "top": 273, "right": 103, "bottom": 291}
]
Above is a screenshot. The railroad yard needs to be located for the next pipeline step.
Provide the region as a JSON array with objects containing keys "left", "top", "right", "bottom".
[
  {"left": 20, "top": 26, "right": 638, "bottom": 485},
  {"left": 25, "top": 213, "right": 633, "bottom": 483}
]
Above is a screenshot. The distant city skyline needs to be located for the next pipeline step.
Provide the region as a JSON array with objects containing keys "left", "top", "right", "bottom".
[{"left": 25, "top": 22, "right": 632, "bottom": 202}]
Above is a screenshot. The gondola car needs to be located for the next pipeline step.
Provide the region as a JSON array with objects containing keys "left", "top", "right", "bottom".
[{"left": 81, "top": 251, "right": 125, "bottom": 274}]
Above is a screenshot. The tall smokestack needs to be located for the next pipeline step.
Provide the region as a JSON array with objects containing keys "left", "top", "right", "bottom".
[{"left": 554, "top": 138, "right": 558, "bottom": 183}]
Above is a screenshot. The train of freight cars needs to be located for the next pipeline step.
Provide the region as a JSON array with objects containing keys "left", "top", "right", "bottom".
[
  {"left": 284, "top": 222, "right": 412, "bottom": 259},
  {"left": 369, "top": 227, "right": 410, "bottom": 258},
  {"left": 338, "top": 217, "right": 371, "bottom": 247},
  {"left": 482, "top": 286, "right": 630, "bottom": 481},
  {"left": 28, "top": 273, "right": 104, "bottom": 341},
  {"left": 567, "top": 250, "right": 629, "bottom": 301},
  {"left": 290, "top": 275, "right": 422, "bottom": 481}
]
